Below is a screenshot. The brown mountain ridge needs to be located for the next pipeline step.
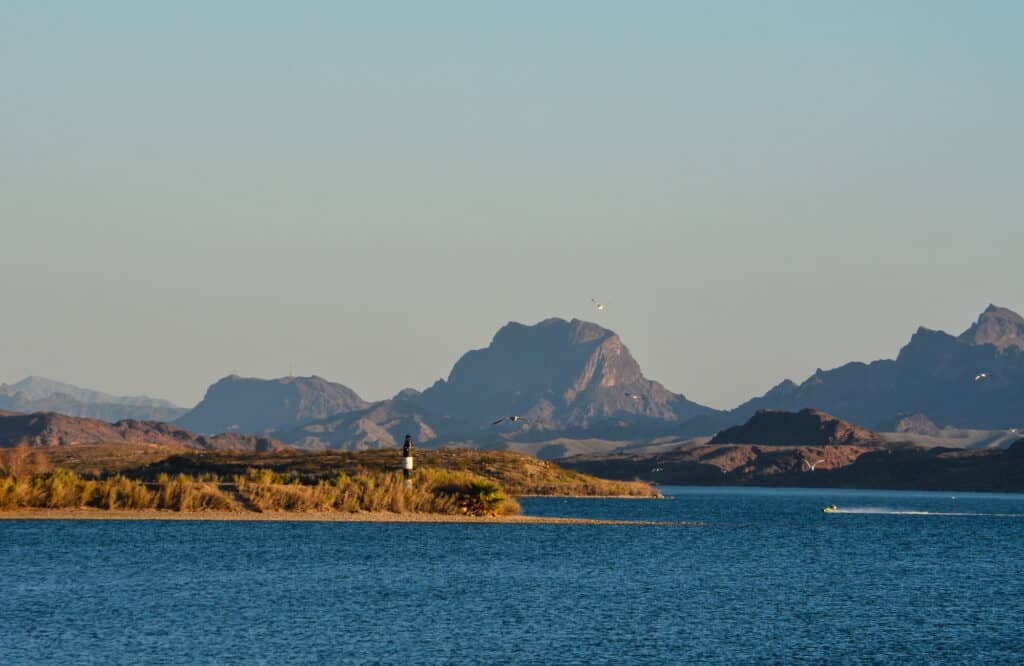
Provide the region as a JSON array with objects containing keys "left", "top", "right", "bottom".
[
  {"left": 709, "top": 408, "right": 883, "bottom": 446},
  {"left": 0, "top": 411, "right": 283, "bottom": 451}
]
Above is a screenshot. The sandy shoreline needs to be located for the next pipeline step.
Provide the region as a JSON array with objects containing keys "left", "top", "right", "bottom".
[{"left": 0, "top": 508, "right": 699, "bottom": 525}]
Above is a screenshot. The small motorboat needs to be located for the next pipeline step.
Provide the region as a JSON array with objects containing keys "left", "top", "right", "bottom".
[{"left": 822, "top": 504, "right": 838, "bottom": 513}]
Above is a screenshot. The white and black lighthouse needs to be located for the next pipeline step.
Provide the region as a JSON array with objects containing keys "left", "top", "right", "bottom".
[{"left": 401, "top": 434, "right": 414, "bottom": 486}]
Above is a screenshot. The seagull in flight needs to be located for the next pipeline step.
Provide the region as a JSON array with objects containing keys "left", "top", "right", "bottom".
[
  {"left": 624, "top": 392, "right": 643, "bottom": 400},
  {"left": 492, "top": 416, "right": 529, "bottom": 425},
  {"left": 802, "top": 459, "right": 825, "bottom": 471},
  {"left": 975, "top": 372, "right": 989, "bottom": 381},
  {"left": 591, "top": 298, "right": 605, "bottom": 311}
]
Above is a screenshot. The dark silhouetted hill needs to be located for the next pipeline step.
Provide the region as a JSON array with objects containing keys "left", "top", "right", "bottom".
[
  {"left": 558, "top": 441, "right": 1024, "bottom": 492},
  {"left": 709, "top": 408, "right": 883, "bottom": 446}
]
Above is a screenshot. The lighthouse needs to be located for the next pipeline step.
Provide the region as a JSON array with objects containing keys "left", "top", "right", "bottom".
[{"left": 401, "top": 434, "right": 414, "bottom": 486}]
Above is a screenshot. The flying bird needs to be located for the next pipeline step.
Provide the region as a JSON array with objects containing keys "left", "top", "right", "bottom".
[
  {"left": 591, "top": 298, "right": 605, "bottom": 311},
  {"left": 802, "top": 459, "right": 825, "bottom": 471},
  {"left": 492, "top": 416, "right": 528, "bottom": 425},
  {"left": 975, "top": 372, "right": 989, "bottom": 381},
  {"left": 624, "top": 392, "right": 643, "bottom": 400}
]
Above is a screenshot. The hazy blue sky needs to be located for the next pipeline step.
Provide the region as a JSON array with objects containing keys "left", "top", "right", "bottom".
[{"left": 2, "top": 2, "right": 1021, "bottom": 408}]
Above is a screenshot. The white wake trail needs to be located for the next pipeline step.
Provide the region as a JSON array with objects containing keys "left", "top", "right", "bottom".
[{"left": 830, "top": 507, "right": 1023, "bottom": 517}]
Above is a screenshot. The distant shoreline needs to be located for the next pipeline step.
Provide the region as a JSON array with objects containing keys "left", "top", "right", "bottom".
[
  {"left": 0, "top": 508, "right": 698, "bottom": 525},
  {"left": 513, "top": 494, "right": 662, "bottom": 499}
]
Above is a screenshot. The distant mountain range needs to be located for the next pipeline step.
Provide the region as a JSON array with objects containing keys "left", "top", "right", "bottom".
[
  {"left": 684, "top": 304, "right": 1024, "bottom": 435},
  {"left": 5, "top": 305, "right": 1024, "bottom": 452},
  {"left": 0, "top": 410, "right": 280, "bottom": 451},
  {"left": 5, "top": 404, "right": 1020, "bottom": 493},
  {"left": 559, "top": 408, "right": 1024, "bottom": 492},
  {"left": 168, "top": 318, "right": 716, "bottom": 449},
  {"left": 0, "top": 377, "right": 187, "bottom": 422}
]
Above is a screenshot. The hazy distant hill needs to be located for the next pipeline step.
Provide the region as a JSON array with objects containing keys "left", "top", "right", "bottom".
[
  {"left": 874, "top": 412, "right": 1021, "bottom": 450},
  {"left": 0, "top": 376, "right": 187, "bottom": 422},
  {"left": 417, "top": 318, "right": 716, "bottom": 430},
  {"left": 176, "top": 375, "right": 369, "bottom": 435},
  {"left": 680, "top": 304, "right": 1024, "bottom": 435}
]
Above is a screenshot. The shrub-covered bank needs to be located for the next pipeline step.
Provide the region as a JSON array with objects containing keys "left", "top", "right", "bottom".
[{"left": 0, "top": 467, "right": 519, "bottom": 516}]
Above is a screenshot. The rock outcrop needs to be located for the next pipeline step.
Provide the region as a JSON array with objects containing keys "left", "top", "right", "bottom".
[
  {"left": 958, "top": 304, "right": 1024, "bottom": 351},
  {"left": 709, "top": 408, "right": 883, "bottom": 446}
]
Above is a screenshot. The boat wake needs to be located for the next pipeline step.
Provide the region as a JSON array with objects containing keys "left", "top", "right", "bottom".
[{"left": 830, "top": 507, "right": 1023, "bottom": 517}]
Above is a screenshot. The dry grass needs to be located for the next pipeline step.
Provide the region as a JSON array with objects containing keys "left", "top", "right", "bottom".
[
  {"left": 233, "top": 467, "right": 518, "bottom": 516},
  {"left": 0, "top": 444, "right": 51, "bottom": 478},
  {"left": 3, "top": 444, "right": 659, "bottom": 497},
  {"left": 135, "top": 448, "right": 660, "bottom": 498},
  {"left": 0, "top": 468, "right": 238, "bottom": 511},
  {"left": 156, "top": 473, "right": 238, "bottom": 511},
  {"left": 0, "top": 466, "right": 518, "bottom": 516},
  {"left": 1, "top": 442, "right": 188, "bottom": 477}
]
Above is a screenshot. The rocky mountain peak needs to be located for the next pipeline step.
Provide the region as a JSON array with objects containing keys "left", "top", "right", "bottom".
[
  {"left": 959, "top": 304, "right": 1024, "bottom": 352},
  {"left": 418, "top": 317, "right": 711, "bottom": 427}
]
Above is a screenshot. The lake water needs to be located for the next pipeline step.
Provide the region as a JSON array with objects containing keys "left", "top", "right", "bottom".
[{"left": 3, "top": 486, "right": 1023, "bottom": 664}]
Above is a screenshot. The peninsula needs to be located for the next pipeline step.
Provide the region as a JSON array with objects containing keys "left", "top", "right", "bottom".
[{"left": 0, "top": 444, "right": 658, "bottom": 520}]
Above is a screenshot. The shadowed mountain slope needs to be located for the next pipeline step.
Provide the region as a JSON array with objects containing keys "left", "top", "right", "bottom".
[
  {"left": 177, "top": 375, "right": 369, "bottom": 436},
  {"left": 280, "top": 398, "right": 475, "bottom": 451},
  {"left": 417, "top": 318, "right": 716, "bottom": 429},
  {"left": 709, "top": 408, "right": 883, "bottom": 446},
  {"left": 680, "top": 305, "right": 1024, "bottom": 435}
]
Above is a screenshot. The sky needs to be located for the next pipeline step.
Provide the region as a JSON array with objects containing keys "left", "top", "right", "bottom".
[{"left": 1, "top": 1, "right": 1022, "bottom": 409}]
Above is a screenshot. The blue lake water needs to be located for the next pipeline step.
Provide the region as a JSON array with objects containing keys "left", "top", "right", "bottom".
[{"left": 3, "top": 486, "right": 1023, "bottom": 664}]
